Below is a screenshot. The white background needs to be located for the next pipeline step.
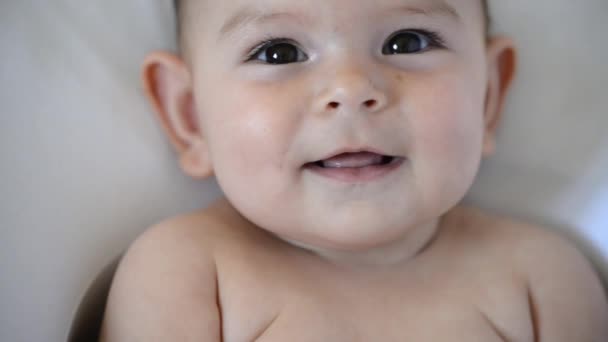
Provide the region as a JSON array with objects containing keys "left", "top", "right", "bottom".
[{"left": 1, "top": 1, "right": 607, "bottom": 341}]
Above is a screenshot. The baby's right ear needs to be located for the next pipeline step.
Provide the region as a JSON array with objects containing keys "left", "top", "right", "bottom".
[{"left": 142, "top": 52, "right": 213, "bottom": 179}]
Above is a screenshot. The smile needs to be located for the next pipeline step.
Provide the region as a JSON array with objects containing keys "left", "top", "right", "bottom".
[{"left": 304, "top": 152, "right": 405, "bottom": 183}]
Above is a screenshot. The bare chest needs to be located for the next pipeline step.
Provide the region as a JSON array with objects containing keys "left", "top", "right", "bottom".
[
  {"left": 235, "top": 297, "right": 509, "bottom": 342},
  {"left": 217, "top": 263, "right": 532, "bottom": 342}
]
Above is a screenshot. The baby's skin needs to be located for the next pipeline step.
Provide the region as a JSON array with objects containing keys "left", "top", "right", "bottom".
[
  {"left": 101, "top": 198, "right": 607, "bottom": 341},
  {"left": 100, "top": 0, "right": 608, "bottom": 340}
]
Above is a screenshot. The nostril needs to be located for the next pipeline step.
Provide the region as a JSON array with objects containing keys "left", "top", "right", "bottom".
[
  {"left": 328, "top": 102, "right": 340, "bottom": 109},
  {"left": 364, "top": 99, "right": 377, "bottom": 108}
]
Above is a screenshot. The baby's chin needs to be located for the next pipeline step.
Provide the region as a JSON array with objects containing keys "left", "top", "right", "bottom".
[
  {"left": 221, "top": 185, "right": 456, "bottom": 254},
  {"left": 262, "top": 203, "right": 437, "bottom": 252}
]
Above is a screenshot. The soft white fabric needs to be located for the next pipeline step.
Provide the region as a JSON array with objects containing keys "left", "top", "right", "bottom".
[
  {"left": 1, "top": 1, "right": 606, "bottom": 341},
  {"left": 467, "top": 0, "right": 608, "bottom": 281}
]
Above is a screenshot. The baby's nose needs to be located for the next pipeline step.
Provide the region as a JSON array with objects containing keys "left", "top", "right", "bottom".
[{"left": 314, "top": 65, "right": 389, "bottom": 115}]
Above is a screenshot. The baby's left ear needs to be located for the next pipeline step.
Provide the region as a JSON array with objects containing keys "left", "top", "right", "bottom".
[{"left": 482, "top": 36, "right": 517, "bottom": 157}]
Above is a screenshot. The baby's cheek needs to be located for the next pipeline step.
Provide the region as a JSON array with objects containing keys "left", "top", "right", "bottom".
[
  {"left": 213, "top": 113, "right": 271, "bottom": 171},
  {"left": 407, "top": 78, "right": 484, "bottom": 191},
  {"left": 208, "top": 95, "right": 295, "bottom": 175}
]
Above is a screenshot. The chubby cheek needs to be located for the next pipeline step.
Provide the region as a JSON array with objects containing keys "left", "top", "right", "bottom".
[
  {"left": 407, "top": 72, "right": 485, "bottom": 198},
  {"left": 197, "top": 80, "right": 305, "bottom": 200}
]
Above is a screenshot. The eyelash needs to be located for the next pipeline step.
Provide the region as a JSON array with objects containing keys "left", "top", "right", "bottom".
[
  {"left": 243, "top": 29, "right": 447, "bottom": 62},
  {"left": 244, "top": 35, "right": 298, "bottom": 62},
  {"left": 401, "top": 29, "right": 446, "bottom": 49}
]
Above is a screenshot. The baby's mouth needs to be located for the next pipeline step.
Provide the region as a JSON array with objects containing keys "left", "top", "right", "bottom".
[
  {"left": 309, "top": 152, "right": 397, "bottom": 169},
  {"left": 303, "top": 151, "right": 405, "bottom": 183}
]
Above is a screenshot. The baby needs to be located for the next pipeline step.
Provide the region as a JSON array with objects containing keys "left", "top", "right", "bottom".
[{"left": 100, "top": 0, "right": 608, "bottom": 341}]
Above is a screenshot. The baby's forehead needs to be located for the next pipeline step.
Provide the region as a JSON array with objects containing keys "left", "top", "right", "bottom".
[
  {"left": 179, "top": 0, "right": 485, "bottom": 32},
  {"left": 177, "top": 0, "right": 487, "bottom": 54}
]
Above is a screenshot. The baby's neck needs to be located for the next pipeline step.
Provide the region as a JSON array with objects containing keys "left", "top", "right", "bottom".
[{"left": 278, "top": 218, "right": 442, "bottom": 270}]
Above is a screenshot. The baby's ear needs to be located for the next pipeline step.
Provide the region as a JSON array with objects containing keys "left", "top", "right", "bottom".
[
  {"left": 142, "top": 52, "right": 213, "bottom": 179},
  {"left": 482, "top": 36, "right": 517, "bottom": 157}
]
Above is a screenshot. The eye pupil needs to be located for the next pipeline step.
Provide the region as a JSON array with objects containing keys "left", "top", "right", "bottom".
[
  {"left": 384, "top": 32, "right": 428, "bottom": 55},
  {"left": 266, "top": 43, "right": 299, "bottom": 64}
]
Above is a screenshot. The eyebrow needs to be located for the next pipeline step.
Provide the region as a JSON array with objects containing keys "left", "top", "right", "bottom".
[
  {"left": 218, "top": 7, "right": 312, "bottom": 41},
  {"left": 218, "top": 1, "right": 461, "bottom": 42},
  {"left": 385, "top": 2, "right": 461, "bottom": 22}
]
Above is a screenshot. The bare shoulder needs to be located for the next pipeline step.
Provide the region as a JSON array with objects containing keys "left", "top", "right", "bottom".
[
  {"left": 99, "top": 200, "right": 232, "bottom": 341},
  {"left": 456, "top": 206, "right": 608, "bottom": 342}
]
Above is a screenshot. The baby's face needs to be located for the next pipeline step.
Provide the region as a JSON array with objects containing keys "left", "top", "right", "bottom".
[{"left": 163, "top": 0, "right": 513, "bottom": 251}]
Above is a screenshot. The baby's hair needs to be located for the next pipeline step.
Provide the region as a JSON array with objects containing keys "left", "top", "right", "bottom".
[
  {"left": 174, "top": 0, "right": 186, "bottom": 53},
  {"left": 173, "top": 0, "right": 491, "bottom": 53}
]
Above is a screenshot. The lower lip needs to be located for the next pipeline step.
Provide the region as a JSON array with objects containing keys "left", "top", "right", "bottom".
[{"left": 304, "top": 158, "right": 406, "bottom": 183}]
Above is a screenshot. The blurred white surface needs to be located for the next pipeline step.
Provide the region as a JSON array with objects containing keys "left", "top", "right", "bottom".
[
  {"left": 0, "top": 2, "right": 222, "bottom": 341},
  {"left": 1, "top": 0, "right": 606, "bottom": 341},
  {"left": 467, "top": 0, "right": 608, "bottom": 281}
]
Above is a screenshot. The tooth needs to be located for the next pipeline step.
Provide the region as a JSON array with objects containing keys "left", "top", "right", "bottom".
[{"left": 321, "top": 153, "right": 384, "bottom": 168}]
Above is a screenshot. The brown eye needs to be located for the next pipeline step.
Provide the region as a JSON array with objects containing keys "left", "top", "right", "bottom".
[
  {"left": 249, "top": 40, "right": 308, "bottom": 64},
  {"left": 382, "top": 30, "right": 440, "bottom": 55}
]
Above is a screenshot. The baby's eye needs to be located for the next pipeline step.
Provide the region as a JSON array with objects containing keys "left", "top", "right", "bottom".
[
  {"left": 247, "top": 38, "right": 308, "bottom": 65},
  {"left": 382, "top": 30, "right": 444, "bottom": 55}
]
